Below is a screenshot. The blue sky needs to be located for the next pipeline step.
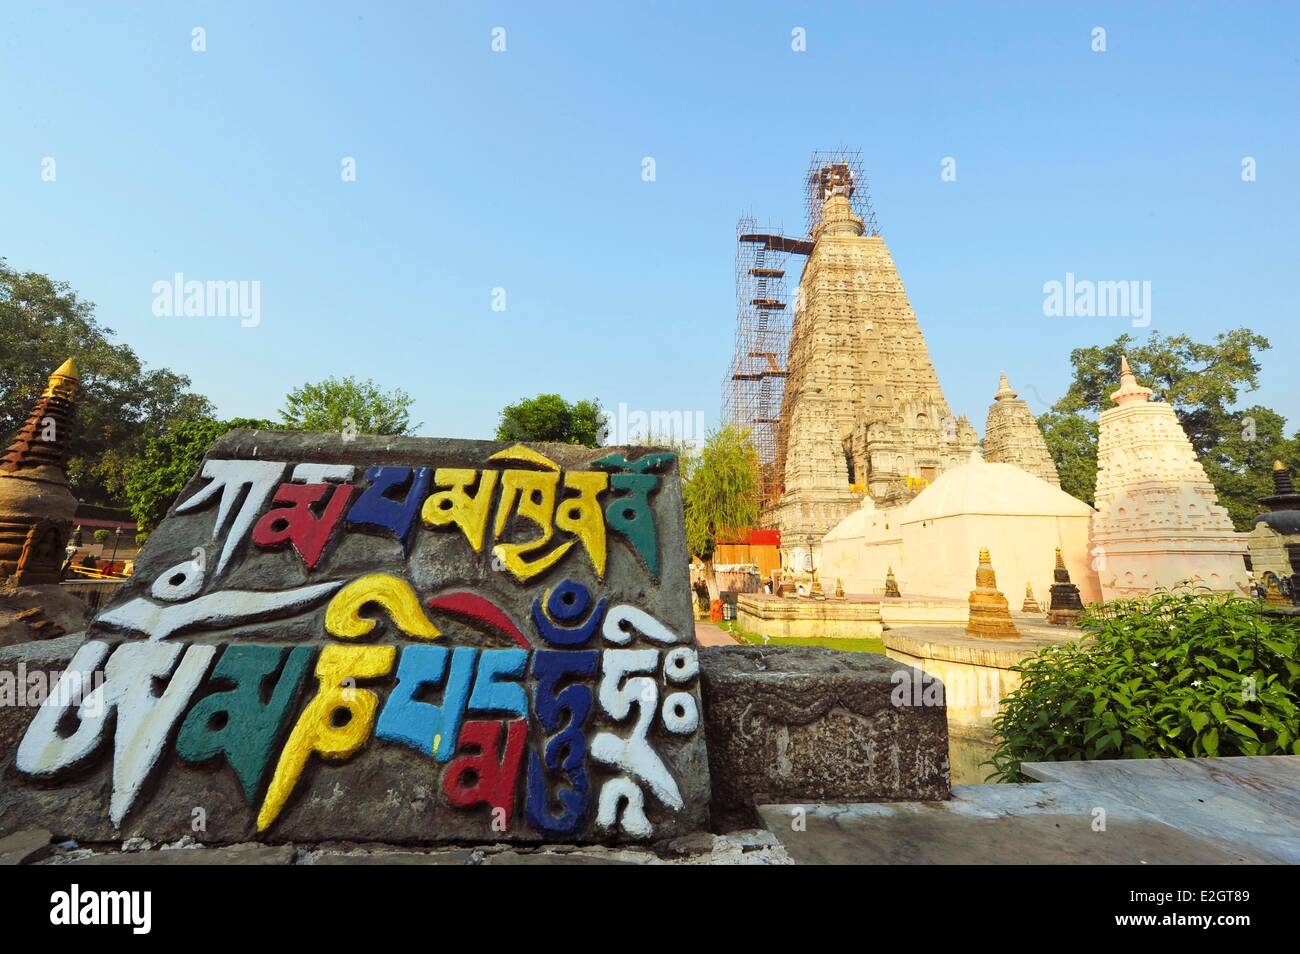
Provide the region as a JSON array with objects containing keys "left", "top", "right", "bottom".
[{"left": 3, "top": 1, "right": 1297, "bottom": 439}]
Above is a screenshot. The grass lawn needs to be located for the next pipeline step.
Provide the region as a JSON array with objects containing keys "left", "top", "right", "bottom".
[{"left": 718, "top": 621, "right": 885, "bottom": 655}]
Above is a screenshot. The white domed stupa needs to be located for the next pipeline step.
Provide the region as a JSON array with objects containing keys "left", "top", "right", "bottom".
[{"left": 820, "top": 453, "right": 1101, "bottom": 604}]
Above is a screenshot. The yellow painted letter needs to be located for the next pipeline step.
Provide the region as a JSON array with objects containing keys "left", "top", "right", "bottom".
[{"left": 257, "top": 644, "right": 396, "bottom": 831}]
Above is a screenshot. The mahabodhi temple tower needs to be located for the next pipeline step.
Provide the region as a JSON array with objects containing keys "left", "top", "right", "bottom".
[{"left": 725, "top": 152, "right": 978, "bottom": 567}]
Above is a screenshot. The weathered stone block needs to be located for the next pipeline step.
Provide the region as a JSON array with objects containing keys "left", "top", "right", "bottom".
[
  {"left": 0, "top": 433, "right": 709, "bottom": 846},
  {"left": 698, "top": 646, "right": 949, "bottom": 819},
  {"left": 0, "top": 826, "right": 52, "bottom": 865}
]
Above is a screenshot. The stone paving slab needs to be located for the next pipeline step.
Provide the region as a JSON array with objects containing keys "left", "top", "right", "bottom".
[
  {"left": 760, "top": 756, "right": 1300, "bottom": 864},
  {"left": 22, "top": 830, "right": 790, "bottom": 865},
  {"left": 758, "top": 779, "right": 1259, "bottom": 864},
  {"left": 63, "top": 843, "right": 298, "bottom": 865},
  {"left": 1020, "top": 756, "right": 1300, "bottom": 863},
  {"left": 305, "top": 849, "right": 476, "bottom": 865},
  {"left": 0, "top": 827, "right": 52, "bottom": 865}
]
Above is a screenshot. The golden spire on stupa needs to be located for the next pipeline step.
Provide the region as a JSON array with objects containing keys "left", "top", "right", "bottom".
[
  {"left": 2, "top": 357, "right": 80, "bottom": 474},
  {"left": 42, "top": 358, "right": 79, "bottom": 400},
  {"left": 0, "top": 357, "right": 82, "bottom": 582}
]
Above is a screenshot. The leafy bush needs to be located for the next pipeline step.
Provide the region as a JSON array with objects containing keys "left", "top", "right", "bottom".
[
  {"left": 987, "top": 592, "right": 1300, "bottom": 782},
  {"left": 134, "top": 532, "right": 150, "bottom": 548},
  {"left": 92, "top": 529, "right": 110, "bottom": 544}
]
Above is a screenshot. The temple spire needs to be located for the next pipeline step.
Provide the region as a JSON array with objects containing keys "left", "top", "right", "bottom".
[
  {"left": 994, "top": 372, "right": 1016, "bottom": 401},
  {"left": 815, "top": 192, "right": 864, "bottom": 239},
  {"left": 1110, "top": 354, "right": 1153, "bottom": 406}
]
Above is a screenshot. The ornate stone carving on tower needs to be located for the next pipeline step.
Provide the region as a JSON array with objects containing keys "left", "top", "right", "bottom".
[
  {"left": 767, "top": 160, "right": 977, "bottom": 568},
  {"left": 0, "top": 360, "right": 81, "bottom": 585},
  {"left": 1091, "top": 356, "right": 1248, "bottom": 600},
  {"left": 983, "top": 372, "right": 1060, "bottom": 487}
]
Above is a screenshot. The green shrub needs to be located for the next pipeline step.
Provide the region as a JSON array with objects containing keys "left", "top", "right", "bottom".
[
  {"left": 987, "top": 591, "right": 1300, "bottom": 782},
  {"left": 134, "top": 532, "right": 150, "bottom": 548},
  {"left": 92, "top": 529, "right": 110, "bottom": 545}
]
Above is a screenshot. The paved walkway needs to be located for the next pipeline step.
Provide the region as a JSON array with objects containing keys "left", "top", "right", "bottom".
[
  {"left": 694, "top": 621, "right": 740, "bottom": 646},
  {"left": 759, "top": 755, "right": 1300, "bottom": 864}
]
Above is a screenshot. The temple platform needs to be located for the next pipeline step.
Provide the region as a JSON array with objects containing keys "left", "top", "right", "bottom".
[
  {"left": 884, "top": 617, "right": 1086, "bottom": 782},
  {"left": 735, "top": 592, "right": 976, "bottom": 640},
  {"left": 736, "top": 593, "right": 1090, "bottom": 783},
  {"left": 736, "top": 593, "right": 883, "bottom": 639}
]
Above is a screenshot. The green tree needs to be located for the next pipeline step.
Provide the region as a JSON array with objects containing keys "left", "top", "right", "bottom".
[
  {"left": 1204, "top": 405, "right": 1296, "bottom": 530},
  {"left": 0, "top": 260, "right": 214, "bottom": 506},
  {"left": 495, "top": 393, "right": 603, "bottom": 447},
  {"left": 279, "top": 376, "right": 419, "bottom": 435},
  {"left": 1041, "top": 329, "right": 1297, "bottom": 526},
  {"left": 683, "top": 425, "right": 761, "bottom": 600},
  {"left": 124, "top": 417, "right": 276, "bottom": 531}
]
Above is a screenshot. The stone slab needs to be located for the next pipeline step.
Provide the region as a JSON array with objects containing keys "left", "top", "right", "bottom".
[
  {"left": 306, "top": 849, "right": 475, "bottom": 865},
  {"left": 760, "top": 755, "right": 1300, "bottom": 863},
  {"left": 482, "top": 849, "right": 645, "bottom": 865},
  {"left": 63, "top": 843, "right": 297, "bottom": 865},
  {"left": 736, "top": 594, "right": 882, "bottom": 639},
  {"left": 758, "top": 782, "right": 1253, "bottom": 864},
  {"left": 699, "top": 646, "right": 949, "bottom": 820},
  {"left": 1, "top": 433, "right": 709, "bottom": 846},
  {"left": 1021, "top": 756, "right": 1300, "bottom": 863},
  {"left": 0, "top": 826, "right": 52, "bottom": 865}
]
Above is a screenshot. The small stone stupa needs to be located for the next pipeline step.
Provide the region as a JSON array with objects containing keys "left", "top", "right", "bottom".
[
  {"left": 1247, "top": 461, "right": 1300, "bottom": 604},
  {"left": 1047, "top": 547, "right": 1084, "bottom": 626},
  {"left": 1263, "top": 574, "right": 1291, "bottom": 608},
  {"left": 1021, "top": 581, "right": 1041, "bottom": 613},
  {"left": 966, "top": 548, "right": 1018, "bottom": 638},
  {"left": 983, "top": 372, "right": 1060, "bottom": 487},
  {"left": 0, "top": 360, "right": 80, "bottom": 584},
  {"left": 884, "top": 566, "right": 901, "bottom": 598},
  {"left": 1091, "top": 356, "right": 1249, "bottom": 599}
]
